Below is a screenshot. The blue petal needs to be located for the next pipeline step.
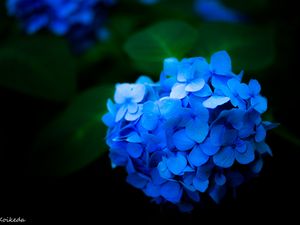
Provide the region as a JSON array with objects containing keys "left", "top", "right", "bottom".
[
  {"left": 130, "top": 84, "right": 146, "bottom": 103},
  {"left": 126, "top": 143, "right": 143, "bottom": 158},
  {"left": 125, "top": 105, "right": 143, "bottom": 121},
  {"left": 194, "top": 58, "right": 210, "bottom": 81},
  {"left": 238, "top": 124, "right": 255, "bottom": 138},
  {"left": 145, "top": 133, "right": 165, "bottom": 154},
  {"left": 160, "top": 181, "right": 182, "bottom": 203},
  {"left": 186, "top": 119, "right": 209, "bottom": 143},
  {"left": 249, "top": 79, "right": 261, "bottom": 95},
  {"left": 136, "top": 75, "right": 153, "bottom": 84},
  {"left": 102, "top": 113, "right": 114, "bottom": 127},
  {"left": 193, "top": 177, "right": 209, "bottom": 192},
  {"left": 209, "top": 125, "right": 226, "bottom": 146},
  {"left": 193, "top": 84, "right": 212, "bottom": 97},
  {"left": 127, "top": 102, "right": 138, "bottom": 113},
  {"left": 186, "top": 190, "right": 200, "bottom": 202},
  {"left": 262, "top": 121, "right": 279, "bottom": 130},
  {"left": 210, "top": 51, "right": 232, "bottom": 75},
  {"left": 126, "top": 132, "right": 142, "bottom": 143},
  {"left": 230, "top": 95, "right": 246, "bottom": 109},
  {"left": 167, "top": 154, "right": 187, "bottom": 175},
  {"left": 211, "top": 75, "right": 231, "bottom": 90},
  {"left": 163, "top": 57, "right": 179, "bottom": 76},
  {"left": 151, "top": 168, "right": 166, "bottom": 185},
  {"left": 182, "top": 174, "right": 196, "bottom": 191},
  {"left": 160, "top": 71, "right": 177, "bottom": 91},
  {"left": 157, "top": 159, "right": 173, "bottom": 179},
  {"left": 203, "top": 95, "right": 230, "bottom": 109},
  {"left": 255, "top": 124, "right": 266, "bottom": 142},
  {"left": 144, "top": 182, "right": 160, "bottom": 197},
  {"left": 143, "top": 101, "right": 159, "bottom": 114},
  {"left": 227, "top": 78, "right": 240, "bottom": 93},
  {"left": 48, "top": 19, "right": 70, "bottom": 35},
  {"left": 109, "top": 150, "right": 128, "bottom": 167},
  {"left": 251, "top": 158, "right": 263, "bottom": 174},
  {"left": 126, "top": 173, "right": 149, "bottom": 189},
  {"left": 170, "top": 83, "right": 188, "bottom": 99},
  {"left": 107, "top": 99, "right": 116, "bottom": 114},
  {"left": 195, "top": 0, "right": 243, "bottom": 23},
  {"left": 185, "top": 78, "right": 205, "bottom": 92},
  {"left": 256, "top": 142, "right": 272, "bottom": 156},
  {"left": 126, "top": 158, "right": 136, "bottom": 174},
  {"left": 115, "top": 105, "right": 127, "bottom": 122},
  {"left": 173, "top": 129, "right": 195, "bottom": 151},
  {"left": 196, "top": 164, "right": 213, "bottom": 180},
  {"left": 228, "top": 109, "right": 245, "bottom": 129},
  {"left": 235, "top": 141, "right": 247, "bottom": 153},
  {"left": 209, "top": 185, "right": 226, "bottom": 203},
  {"left": 28, "top": 15, "right": 49, "bottom": 34},
  {"left": 115, "top": 84, "right": 145, "bottom": 103},
  {"left": 222, "top": 129, "right": 238, "bottom": 145},
  {"left": 201, "top": 137, "right": 220, "bottom": 156},
  {"left": 177, "top": 63, "right": 194, "bottom": 82},
  {"left": 189, "top": 96, "right": 209, "bottom": 120},
  {"left": 188, "top": 145, "right": 209, "bottom": 167},
  {"left": 215, "top": 173, "right": 226, "bottom": 186},
  {"left": 158, "top": 97, "right": 182, "bottom": 119},
  {"left": 114, "top": 83, "right": 130, "bottom": 104},
  {"left": 141, "top": 113, "right": 159, "bottom": 131},
  {"left": 183, "top": 166, "right": 195, "bottom": 173},
  {"left": 237, "top": 83, "right": 251, "bottom": 99},
  {"left": 237, "top": 70, "right": 244, "bottom": 81},
  {"left": 251, "top": 96, "right": 267, "bottom": 113},
  {"left": 235, "top": 142, "right": 255, "bottom": 164},
  {"left": 213, "top": 146, "right": 235, "bottom": 168},
  {"left": 141, "top": 102, "right": 159, "bottom": 130}
]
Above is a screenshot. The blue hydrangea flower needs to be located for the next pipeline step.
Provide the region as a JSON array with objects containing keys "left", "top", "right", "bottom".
[
  {"left": 7, "top": 0, "right": 115, "bottom": 52},
  {"left": 102, "top": 50, "right": 276, "bottom": 211},
  {"left": 195, "top": 0, "right": 245, "bottom": 23}
]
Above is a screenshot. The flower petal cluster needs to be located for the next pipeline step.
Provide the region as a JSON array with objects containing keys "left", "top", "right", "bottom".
[
  {"left": 103, "top": 51, "right": 275, "bottom": 211},
  {"left": 7, "top": 0, "right": 115, "bottom": 52}
]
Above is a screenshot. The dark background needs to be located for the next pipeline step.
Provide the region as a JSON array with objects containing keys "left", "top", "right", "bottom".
[{"left": 1, "top": 0, "right": 300, "bottom": 223}]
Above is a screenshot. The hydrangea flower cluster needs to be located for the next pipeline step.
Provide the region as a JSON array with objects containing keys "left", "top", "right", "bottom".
[
  {"left": 7, "top": 0, "right": 115, "bottom": 52},
  {"left": 102, "top": 51, "right": 275, "bottom": 211}
]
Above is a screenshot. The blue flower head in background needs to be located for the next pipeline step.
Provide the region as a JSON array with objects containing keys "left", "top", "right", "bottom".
[
  {"left": 139, "top": 0, "right": 159, "bottom": 5},
  {"left": 195, "top": 0, "right": 245, "bottom": 23},
  {"left": 7, "top": 0, "right": 115, "bottom": 52},
  {"left": 102, "top": 51, "right": 276, "bottom": 211}
]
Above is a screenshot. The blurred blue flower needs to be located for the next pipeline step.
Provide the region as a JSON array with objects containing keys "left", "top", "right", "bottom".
[
  {"left": 139, "top": 0, "right": 159, "bottom": 5},
  {"left": 102, "top": 50, "right": 276, "bottom": 211},
  {"left": 195, "top": 0, "right": 245, "bottom": 23},
  {"left": 7, "top": 0, "right": 115, "bottom": 52}
]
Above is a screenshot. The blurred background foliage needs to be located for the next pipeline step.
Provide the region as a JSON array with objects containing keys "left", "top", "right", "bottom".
[{"left": 0, "top": 0, "right": 299, "bottom": 177}]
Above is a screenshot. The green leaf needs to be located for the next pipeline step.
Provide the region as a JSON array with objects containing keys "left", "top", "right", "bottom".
[
  {"left": 124, "top": 20, "right": 199, "bottom": 74},
  {"left": 30, "top": 85, "right": 114, "bottom": 176},
  {"left": 0, "top": 36, "right": 76, "bottom": 101},
  {"left": 193, "top": 23, "right": 275, "bottom": 72},
  {"left": 273, "top": 127, "right": 300, "bottom": 148}
]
